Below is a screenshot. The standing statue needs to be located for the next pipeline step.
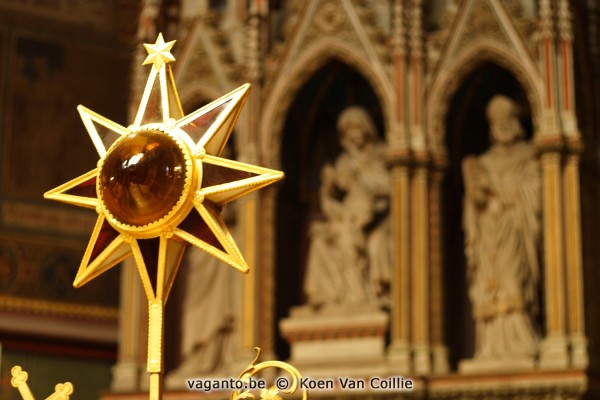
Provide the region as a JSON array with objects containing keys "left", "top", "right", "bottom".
[
  {"left": 462, "top": 95, "right": 541, "bottom": 362},
  {"left": 304, "top": 106, "right": 391, "bottom": 307}
]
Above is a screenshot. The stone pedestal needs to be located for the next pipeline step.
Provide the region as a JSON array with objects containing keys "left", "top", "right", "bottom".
[
  {"left": 459, "top": 356, "right": 536, "bottom": 374},
  {"left": 387, "top": 342, "right": 412, "bottom": 374},
  {"left": 570, "top": 335, "right": 589, "bottom": 369},
  {"left": 111, "top": 361, "right": 142, "bottom": 392},
  {"left": 538, "top": 335, "right": 569, "bottom": 370},
  {"left": 279, "top": 304, "right": 388, "bottom": 377},
  {"left": 431, "top": 345, "right": 450, "bottom": 374}
]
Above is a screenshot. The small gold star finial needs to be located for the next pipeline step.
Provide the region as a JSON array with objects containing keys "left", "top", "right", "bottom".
[{"left": 143, "top": 33, "right": 176, "bottom": 68}]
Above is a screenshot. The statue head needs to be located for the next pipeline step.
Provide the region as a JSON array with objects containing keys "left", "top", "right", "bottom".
[
  {"left": 337, "top": 106, "right": 378, "bottom": 150},
  {"left": 486, "top": 95, "right": 525, "bottom": 146}
]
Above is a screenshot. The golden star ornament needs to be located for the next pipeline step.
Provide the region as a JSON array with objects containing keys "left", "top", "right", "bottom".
[
  {"left": 44, "top": 34, "right": 283, "bottom": 304},
  {"left": 143, "top": 33, "right": 176, "bottom": 68}
]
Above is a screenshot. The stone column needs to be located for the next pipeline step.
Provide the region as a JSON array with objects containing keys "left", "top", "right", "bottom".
[
  {"left": 387, "top": 0, "right": 412, "bottom": 374},
  {"left": 232, "top": 0, "right": 268, "bottom": 363},
  {"left": 537, "top": 0, "right": 570, "bottom": 369},
  {"left": 407, "top": 0, "right": 431, "bottom": 374},
  {"left": 563, "top": 141, "right": 587, "bottom": 369},
  {"left": 557, "top": 0, "right": 588, "bottom": 369},
  {"left": 537, "top": 141, "right": 570, "bottom": 370},
  {"left": 410, "top": 155, "right": 431, "bottom": 374},
  {"left": 229, "top": 191, "right": 261, "bottom": 367},
  {"left": 257, "top": 187, "right": 278, "bottom": 360},
  {"left": 428, "top": 155, "right": 449, "bottom": 374},
  {"left": 387, "top": 152, "right": 412, "bottom": 373}
]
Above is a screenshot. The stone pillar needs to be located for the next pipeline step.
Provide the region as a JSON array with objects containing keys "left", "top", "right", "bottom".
[
  {"left": 111, "top": 258, "right": 144, "bottom": 391},
  {"left": 242, "top": 192, "right": 259, "bottom": 351},
  {"left": 410, "top": 155, "right": 431, "bottom": 374},
  {"left": 538, "top": 142, "right": 570, "bottom": 370},
  {"left": 257, "top": 187, "right": 278, "bottom": 361},
  {"left": 387, "top": 0, "right": 412, "bottom": 374},
  {"left": 227, "top": 191, "right": 261, "bottom": 372},
  {"left": 537, "top": 0, "right": 570, "bottom": 369},
  {"left": 563, "top": 142, "right": 588, "bottom": 369},
  {"left": 407, "top": 0, "right": 431, "bottom": 374},
  {"left": 557, "top": 0, "right": 588, "bottom": 369},
  {"left": 234, "top": 0, "right": 269, "bottom": 362},
  {"left": 387, "top": 153, "right": 412, "bottom": 373},
  {"left": 428, "top": 155, "right": 449, "bottom": 374}
]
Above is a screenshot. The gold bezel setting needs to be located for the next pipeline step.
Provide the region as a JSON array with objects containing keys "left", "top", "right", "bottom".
[{"left": 96, "top": 124, "right": 198, "bottom": 239}]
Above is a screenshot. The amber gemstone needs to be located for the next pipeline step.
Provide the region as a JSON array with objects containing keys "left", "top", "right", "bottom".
[{"left": 100, "top": 130, "right": 187, "bottom": 226}]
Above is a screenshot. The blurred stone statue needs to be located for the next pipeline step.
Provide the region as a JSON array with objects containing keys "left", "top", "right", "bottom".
[
  {"left": 304, "top": 106, "right": 391, "bottom": 307},
  {"left": 166, "top": 206, "right": 237, "bottom": 387},
  {"left": 462, "top": 95, "right": 541, "bottom": 365}
]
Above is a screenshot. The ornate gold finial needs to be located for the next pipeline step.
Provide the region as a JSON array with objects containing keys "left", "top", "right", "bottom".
[
  {"left": 231, "top": 348, "right": 308, "bottom": 400},
  {"left": 11, "top": 366, "right": 74, "bottom": 400},
  {"left": 143, "top": 33, "right": 176, "bottom": 68},
  {"left": 42, "top": 33, "right": 284, "bottom": 400}
]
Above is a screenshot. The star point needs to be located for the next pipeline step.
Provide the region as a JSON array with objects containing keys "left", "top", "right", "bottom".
[{"left": 142, "top": 33, "right": 176, "bottom": 68}]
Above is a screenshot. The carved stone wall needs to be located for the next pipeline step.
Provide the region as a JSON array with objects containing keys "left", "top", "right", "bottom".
[{"left": 106, "top": 0, "right": 599, "bottom": 399}]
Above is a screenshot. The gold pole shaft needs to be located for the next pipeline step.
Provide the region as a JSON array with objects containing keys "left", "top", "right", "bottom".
[
  {"left": 147, "top": 300, "right": 165, "bottom": 400},
  {"left": 149, "top": 373, "right": 164, "bottom": 400}
]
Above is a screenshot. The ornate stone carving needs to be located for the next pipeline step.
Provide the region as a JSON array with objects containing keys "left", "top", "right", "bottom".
[
  {"left": 427, "top": 40, "right": 541, "bottom": 156},
  {"left": 302, "top": 0, "right": 356, "bottom": 51},
  {"left": 177, "top": 12, "right": 243, "bottom": 90},
  {"left": 178, "top": 40, "right": 217, "bottom": 89},
  {"left": 314, "top": 2, "right": 345, "bottom": 34},
  {"left": 455, "top": 1, "right": 510, "bottom": 55},
  {"left": 538, "top": 0, "right": 554, "bottom": 39},
  {"left": 439, "top": 0, "right": 461, "bottom": 30},
  {"left": 354, "top": 1, "right": 388, "bottom": 62},
  {"left": 427, "top": 0, "right": 537, "bottom": 78},
  {"left": 557, "top": 0, "right": 573, "bottom": 41}
]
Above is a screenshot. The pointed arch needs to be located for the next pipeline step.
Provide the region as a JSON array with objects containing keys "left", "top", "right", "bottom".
[
  {"left": 260, "top": 38, "right": 394, "bottom": 168},
  {"left": 426, "top": 39, "right": 543, "bottom": 155}
]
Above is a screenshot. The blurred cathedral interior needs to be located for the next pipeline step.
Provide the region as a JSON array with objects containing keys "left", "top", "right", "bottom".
[{"left": 0, "top": 0, "right": 599, "bottom": 399}]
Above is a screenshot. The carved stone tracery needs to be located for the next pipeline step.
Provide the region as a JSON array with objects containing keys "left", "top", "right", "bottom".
[
  {"left": 261, "top": 35, "right": 394, "bottom": 168},
  {"left": 428, "top": 42, "right": 542, "bottom": 155},
  {"left": 457, "top": 1, "right": 509, "bottom": 54},
  {"left": 426, "top": 0, "right": 543, "bottom": 155}
]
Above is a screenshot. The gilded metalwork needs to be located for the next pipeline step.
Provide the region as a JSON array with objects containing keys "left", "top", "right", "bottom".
[
  {"left": 231, "top": 348, "right": 308, "bottom": 400},
  {"left": 37, "top": 33, "right": 285, "bottom": 400},
  {"left": 11, "top": 366, "right": 73, "bottom": 400},
  {"left": 143, "top": 33, "right": 176, "bottom": 68},
  {"left": 43, "top": 32, "right": 284, "bottom": 290}
]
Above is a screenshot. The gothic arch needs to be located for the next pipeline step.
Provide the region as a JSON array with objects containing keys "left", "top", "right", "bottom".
[
  {"left": 426, "top": 39, "right": 543, "bottom": 155},
  {"left": 261, "top": 37, "right": 394, "bottom": 168}
]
